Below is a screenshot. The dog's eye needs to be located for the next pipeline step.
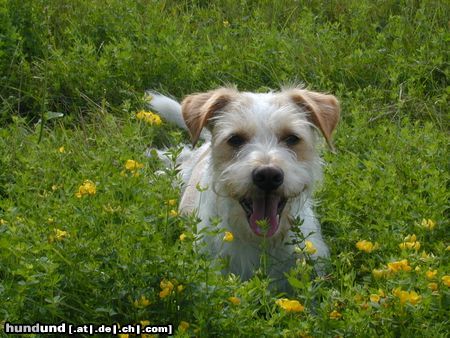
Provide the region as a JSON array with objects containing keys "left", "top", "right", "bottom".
[
  {"left": 227, "top": 134, "right": 247, "bottom": 148},
  {"left": 283, "top": 135, "right": 301, "bottom": 146}
]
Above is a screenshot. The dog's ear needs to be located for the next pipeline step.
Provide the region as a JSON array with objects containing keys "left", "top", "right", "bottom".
[
  {"left": 289, "top": 89, "right": 340, "bottom": 149},
  {"left": 181, "top": 88, "right": 234, "bottom": 146}
]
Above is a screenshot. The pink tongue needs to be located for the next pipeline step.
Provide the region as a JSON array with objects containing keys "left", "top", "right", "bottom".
[{"left": 249, "top": 194, "right": 281, "bottom": 237}]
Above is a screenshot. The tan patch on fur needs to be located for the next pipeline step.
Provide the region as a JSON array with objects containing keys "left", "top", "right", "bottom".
[
  {"left": 181, "top": 88, "right": 238, "bottom": 146},
  {"left": 287, "top": 89, "right": 340, "bottom": 148},
  {"left": 278, "top": 128, "right": 314, "bottom": 161}
]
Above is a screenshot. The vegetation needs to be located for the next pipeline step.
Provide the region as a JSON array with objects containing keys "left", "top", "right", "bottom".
[{"left": 0, "top": 0, "right": 448, "bottom": 336}]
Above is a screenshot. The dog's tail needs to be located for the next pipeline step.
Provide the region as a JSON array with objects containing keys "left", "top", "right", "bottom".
[{"left": 147, "top": 91, "right": 187, "bottom": 130}]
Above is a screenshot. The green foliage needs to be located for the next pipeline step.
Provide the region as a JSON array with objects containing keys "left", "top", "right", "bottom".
[
  {"left": 0, "top": 0, "right": 448, "bottom": 336},
  {"left": 0, "top": 0, "right": 448, "bottom": 126}
]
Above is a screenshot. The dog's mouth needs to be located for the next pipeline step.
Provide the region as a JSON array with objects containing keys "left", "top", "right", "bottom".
[{"left": 239, "top": 194, "right": 287, "bottom": 237}]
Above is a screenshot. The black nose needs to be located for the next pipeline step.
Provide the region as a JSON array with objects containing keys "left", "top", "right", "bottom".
[{"left": 252, "top": 166, "right": 284, "bottom": 192}]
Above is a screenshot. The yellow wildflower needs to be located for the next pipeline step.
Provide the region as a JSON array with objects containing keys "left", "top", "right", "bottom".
[
  {"left": 136, "top": 111, "right": 162, "bottom": 126},
  {"left": 55, "top": 229, "right": 68, "bottom": 241},
  {"left": 118, "top": 334, "right": 129, "bottom": 338},
  {"left": 125, "top": 159, "right": 144, "bottom": 171},
  {"left": 0, "top": 219, "right": 6, "bottom": 225},
  {"left": 369, "top": 294, "right": 380, "bottom": 303},
  {"left": 276, "top": 298, "right": 305, "bottom": 312},
  {"left": 58, "top": 146, "right": 65, "bottom": 153},
  {"left": 329, "top": 310, "right": 342, "bottom": 319},
  {"left": 408, "top": 291, "right": 421, "bottom": 305},
  {"left": 442, "top": 275, "right": 450, "bottom": 287},
  {"left": 178, "top": 321, "right": 189, "bottom": 332},
  {"left": 393, "top": 288, "right": 421, "bottom": 305},
  {"left": 223, "top": 20, "right": 230, "bottom": 27},
  {"left": 177, "top": 284, "right": 185, "bottom": 293},
  {"left": 133, "top": 295, "right": 151, "bottom": 308},
  {"left": 446, "top": 245, "right": 450, "bottom": 251},
  {"left": 421, "top": 218, "right": 436, "bottom": 230},
  {"left": 426, "top": 269, "right": 437, "bottom": 280},
  {"left": 49, "top": 228, "right": 69, "bottom": 243},
  {"left": 169, "top": 209, "right": 178, "bottom": 217},
  {"left": 159, "top": 279, "right": 174, "bottom": 298},
  {"left": 356, "top": 240, "right": 378, "bottom": 253},
  {"left": 387, "top": 259, "right": 412, "bottom": 273},
  {"left": 228, "top": 296, "right": 241, "bottom": 305},
  {"left": 167, "top": 199, "right": 177, "bottom": 206},
  {"left": 305, "top": 240, "right": 317, "bottom": 254},
  {"left": 179, "top": 233, "right": 187, "bottom": 241},
  {"left": 159, "top": 288, "right": 171, "bottom": 299},
  {"left": 223, "top": 231, "right": 234, "bottom": 242},
  {"left": 75, "top": 180, "right": 96, "bottom": 198},
  {"left": 372, "top": 269, "right": 387, "bottom": 279},
  {"left": 428, "top": 282, "right": 438, "bottom": 291},
  {"left": 399, "top": 234, "right": 421, "bottom": 250}
]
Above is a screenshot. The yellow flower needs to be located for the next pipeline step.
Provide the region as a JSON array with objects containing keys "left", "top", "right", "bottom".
[
  {"left": 305, "top": 240, "right": 317, "bottom": 254},
  {"left": 408, "top": 291, "right": 421, "bottom": 305},
  {"left": 442, "top": 275, "right": 450, "bottom": 287},
  {"left": 179, "top": 233, "right": 186, "bottom": 241},
  {"left": 426, "top": 269, "right": 438, "bottom": 280},
  {"left": 125, "top": 159, "right": 144, "bottom": 171},
  {"left": 329, "top": 310, "right": 342, "bottom": 319},
  {"left": 428, "top": 282, "right": 438, "bottom": 291},
  {"left": 0, "top": 219, "right": 6, "bottom": 225},
  {"left": 421, "top": 218, "right": 436, "bottom": 230},
  {"left": 169, "top": 209, "right": 178, "bottom": 217},
  {"left": 399, "top": 234, "right": 421, "bottom": 250},
  {"left": 159, "top": 288, "right": 171, "bottom": 299},
  {"left": 49, "top": 228, "right": 69, "bottom": 243},
  {"left": 223, "top": 231, "right": 234, "bottom": 242},
  {"left": 159, "top": 279, "right": 174, "bottom": 298},
  {"left": 372, "top": 269, "right": 387, "bottom": 279},
  {"left": 167, "top": 199, "right": 177, "bottom": 206},
  {"left": 160, "top": 279, "right": 174, "bottom": 290},
  {"left": 276, "top": 298, "right": 305, "bottom": 312},
  {"left": 223, "top": 20, "right": 230, "bottom": 27},
  {"left": 369, "top": 294, "right": 380, "bottom": 303},
  {"left": 177, "top": 284, "right": 185, "bottom": 293},
  {"left": 141, "top": 320, "right": 150, "bottom": 327},
  {"left": 387, "top": 259, "right": 412, "bottom": 273},
  {"left": 75, "top": 180, "right": 96, "bottom": 198},
  {"left": 178, "top": 321, "right": 189, "bottom": 332},
  {"left": 228, "top": 296, "right": 241, "bottom": 305},
  {"left": 136, "top": 111, "right": 162, "bottom": 126},
  {"left": 356, "top": 240, "right": 378, "bottom": 253},
  {"left": 118, "top": 334, "right": 129, "bottom": 338},
  {"left": 55, "top": 229, "right": 68, "bottom": 240},
  {"left": 133, "top": 295, "right": 151, "bottom": 308},
  {"left": 393, "top": 288, "right": 421, "bottom": 305},
  {"left": 58, "top": 146, "right": 65, "bottom": 153}
]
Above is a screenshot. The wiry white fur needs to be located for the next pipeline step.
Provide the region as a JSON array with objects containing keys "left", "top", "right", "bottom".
[{"left": 150, "top": 89, "right": 330, "bottom": 290}]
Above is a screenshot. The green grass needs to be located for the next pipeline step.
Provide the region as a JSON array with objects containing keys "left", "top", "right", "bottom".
[{"left": 0, "top": 0, "right": 449, "bottom": 337}]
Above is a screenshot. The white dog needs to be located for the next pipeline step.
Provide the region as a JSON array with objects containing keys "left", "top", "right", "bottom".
[{"left": 149, "top": 86, "right": 340, "bottom": 288}]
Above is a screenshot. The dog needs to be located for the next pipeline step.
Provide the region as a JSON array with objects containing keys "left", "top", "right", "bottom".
[{"left": 149, "top": 86, "right": 340, "bottom": 289}]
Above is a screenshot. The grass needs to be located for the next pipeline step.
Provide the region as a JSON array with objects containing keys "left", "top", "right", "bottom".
[{"left": 0, "top": 0, "right": 449, "bottom": 337}]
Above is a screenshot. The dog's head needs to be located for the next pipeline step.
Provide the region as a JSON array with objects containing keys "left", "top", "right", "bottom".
[{"left": 181, "top": 87, "right": 340, "bottom": 238}]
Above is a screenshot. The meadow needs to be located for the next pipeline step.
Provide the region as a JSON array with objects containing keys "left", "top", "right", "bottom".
[{"left": 0, "top": 0, "right": 449, "bottom": 336}]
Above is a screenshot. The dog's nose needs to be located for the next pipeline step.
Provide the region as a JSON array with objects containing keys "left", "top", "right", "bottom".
[{"left": 252, "top": 166, "right": 284, "bottom": 191}]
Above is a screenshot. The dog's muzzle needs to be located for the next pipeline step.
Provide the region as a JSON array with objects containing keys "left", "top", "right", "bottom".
[{"left": 239, "top": 166, "right": 287, "bottom": 237}]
